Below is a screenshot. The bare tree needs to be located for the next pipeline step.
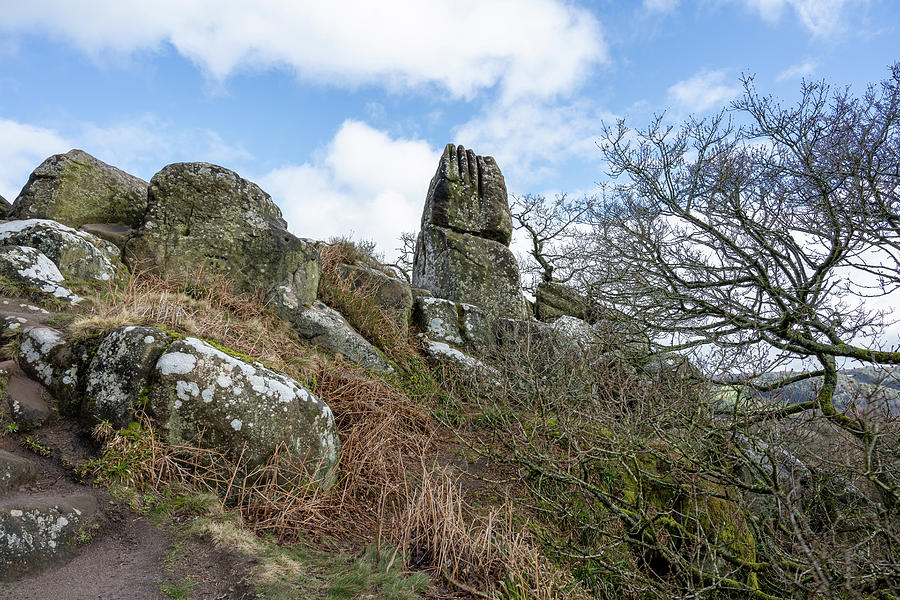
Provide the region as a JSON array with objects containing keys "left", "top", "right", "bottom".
[
  {"left": 593, "top": 65, "right": 900, "bottom": 512},
  {"left": 511, "top": 193, "right": 594, "bottom": 288}
]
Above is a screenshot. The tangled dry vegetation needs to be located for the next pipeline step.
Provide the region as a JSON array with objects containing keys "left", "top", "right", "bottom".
[
  {"left": 69, "top": 264, "right": 582, "bottom": 599},
  {"left": 64, "top": 253, "right": 899, "bottom": 599}
]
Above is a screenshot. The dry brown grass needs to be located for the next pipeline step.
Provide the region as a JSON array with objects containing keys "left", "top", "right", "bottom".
[{"left": 69, "top": 268, "right": 323, "bottom": 382}]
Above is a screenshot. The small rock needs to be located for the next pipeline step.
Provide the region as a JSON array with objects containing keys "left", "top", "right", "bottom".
[
  {"left": 289, "top": 301, "right": 394, "bottom": 373},
  {"left": 17, "top": 326, "right": 81, "bottom": 412},
  {"left": 6, "top": 373, "right": 52, "bottom": 429},
  {"left": 0, "top": 450, "right": 37, "bottom": 495},
  {"left": 79, "top": 223, "right": 134, "bottom": 249}
]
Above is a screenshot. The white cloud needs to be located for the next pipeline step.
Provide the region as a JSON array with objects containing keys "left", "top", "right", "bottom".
[
  {"left": 260, "top": 120, "right": 440, "bottom": 259},
  {"left": 643, "top": 0, "right": 680, "bottom": 13},
  {"left": 455, "top": 99, "right": 615, "bottom": 185},
  {"left": 668, "top": 69, "right": 739, "bottom": 113},
  {"left": 0, "top": 1, "right": 606, "bottom": 102},
  {"left": 738, "top": 0, "right": 858, "bottom": 37},
  {"left": 0, "top": 119, "right": 70, "bottom": 201},
  {"left": 776, "top": 59, "right": 818, "bottom": 81}
]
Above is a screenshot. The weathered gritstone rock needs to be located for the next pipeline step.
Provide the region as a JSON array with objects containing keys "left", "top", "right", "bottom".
[
  {"left": 420, "top": 339, "right": 501, "bottom": 382},
  {"left": 79, "top": 223, "right": 134, "bottom": 249},
  {"left": 6, "top": 373, "right": 52, "bottom": 430},
  {"left": 0, "top": 450, "right": 36, "bottom": 495},
  {"left": 84, "top": 326, "right": 173, "bottom": 428},
  {"left": 413, "top": 225, "right": 525, "bottom": 319},
  {"left": 150, "top": 338, "right": 339, "bottom": 484},
  {"left": 422, "top": 144, "right": 512, "bottom": 244},
  {"left": 0, "top": 494, "right": 100, "bottom": 578},
  {"left": 10, "top": 149, "right": 148, "bottom": 228},
  {"left": 0, "top": 246, "right": 82, "bottom": 305},
  {"left": 0, "top": 299, "right": 53, "bottom": 334},
  {"left": 414, "top": 297, "right": 463, "bottom": 346},
  {"left": 413, "top": 145, "right": 525, "bottom": 319},
  {"left": 288, "top": 301, "right": 394, "bottom": 373},
  {"left": 0, "top": 219, "right": 122, "bottom": 282},
  {"left": 17, "top": 326, "right": 81, "bottom": 412},
  {"left": 535, "top": 281, "right": 595, "bottom": 323},
  {"left": 0, "top": 194, "right": 10, "bottom": 219},
  {"left": 412, "top": 297, "right": 494, "bottom": 354},
  {"left": 336, "top": 262, "right": 413, "bottom": 333},
  {"left": 124, "top": 162, "right": 320, "bottom": 309}
]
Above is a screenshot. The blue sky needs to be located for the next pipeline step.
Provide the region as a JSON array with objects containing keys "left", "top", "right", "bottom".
[{"left": 0, "top": 0, "right": 897, "bottom": 259}]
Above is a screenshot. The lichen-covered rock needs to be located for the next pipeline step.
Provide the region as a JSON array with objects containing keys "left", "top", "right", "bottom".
[
  {"left": 288, "top": 301, "right": 393, "bottom": 373},
  {"left": 17, "top": 326, "right": 80, "bottom": 411},
  {"left": 422, "top": 144, "right": 512, "bottom": 244},
  {"left": 0, "top": 219, "right": 122, "bottom": 282},
  {"left": 9, "top": 149, "right": 148, "bottom": 228},
  {"left": 6, "top": 373, "right": 52, "bottom": 430},
  {"left": 535, "top": 281, "right": 595, "bottom": 323},
  {"left": 413, "top": 225, "right": 525, "bottom": 319},
  {"left": 84, "top": 326, "right": 172, "bottom": 428},
  {"left": 124, "top": 162, "right": 320, "bottom": 309},
  {"left": 0, "top": 450, "right": 36, "bottom": 496},
  {"left": 0, "top": 246, "right": 82, "bottom": 305},
  {"left": 412, "top": 297, "right": 494, "bottom": 354},
  {"left": 336, "top": 262, "right": 413, "bottom": 332},
  {"left": 0, "top": 495, "right": 100, "bottom": 578},
  {"left": 413, "top": 297, "right": 463, "bottom": 346},
  {"left": 420, "top": 338, "right": 500, "bottom": 380},
  {"left": 149, "top": 338, "right": 339, "bottom": 483}
]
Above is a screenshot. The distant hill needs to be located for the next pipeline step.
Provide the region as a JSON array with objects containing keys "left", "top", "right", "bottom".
[{"left": 742, "top": 366, "right": 900, "bottom": 415}]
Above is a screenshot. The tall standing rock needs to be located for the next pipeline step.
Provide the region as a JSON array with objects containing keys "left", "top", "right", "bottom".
[
  {"left": 123, "top": 162, "right": 320, "bottom": 308},
  {"left": 9, "top": 149, "right": 148, "bottom": 228},
  {"left": 413, "top": 144, "right": 525, "bottom": 318}
]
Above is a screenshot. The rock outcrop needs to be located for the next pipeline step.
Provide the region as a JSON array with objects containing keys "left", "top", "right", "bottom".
[
  {"left": 124, "top": 162, "right": 320, "bottom": 310},
  {"left": 0, "top": 194, "right": 11, "bottom": 219},
  {"left": 10, "top": 149, "right": 148, "bottom": 228},
  {"left": 535, "top": 281, "right": 595, "bottom": 323},
  {"left": 149, "top": 338, "right": 339, "bottom": 482},
  {"left": 413, "top": 145, "right": 526, "bottom": 319},
  {"left": 0, "top": 219, "right": 122, "bottom": 283}
]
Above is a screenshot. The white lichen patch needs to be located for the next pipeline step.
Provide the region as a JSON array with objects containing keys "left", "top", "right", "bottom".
[
  {"left": 230, "top": 419, "right": 243, "bottom": 431},
  {"left": 157, "top": 352, "right": 197, "bottom": 375},
  {"left": 175, "top": 380, "right": 200, "bottom": 400}
]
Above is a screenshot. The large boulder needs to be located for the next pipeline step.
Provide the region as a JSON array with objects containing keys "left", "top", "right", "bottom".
[
  {"left": 9, "top": 149, "right": 147, "bottom": 228},
  {"left": 0, "top": 246, "right": 82, "bottom": 305},
  {"left": 413, "top": 226, "right": 525, "bottom": 319},
  {"left": 149, "top": 338, "right": 339, "bottom": 483},
  {"left": 413, "top": 144, "right": 525, "bottom": 319},
  {"left": 84, "top": 326, "right": 173, "bottom": 428},
  {"left": 288, "top": 301, "right": 393, "bottom": 373},
  {"left": 0, "top": 219, "right": 122, "bottom": 282},
  {"left": 124, "top": 162, "right": 320, "bottom": 309},
  {"left": 421, "top": 144, "right": 512, "bottom": 244}
]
